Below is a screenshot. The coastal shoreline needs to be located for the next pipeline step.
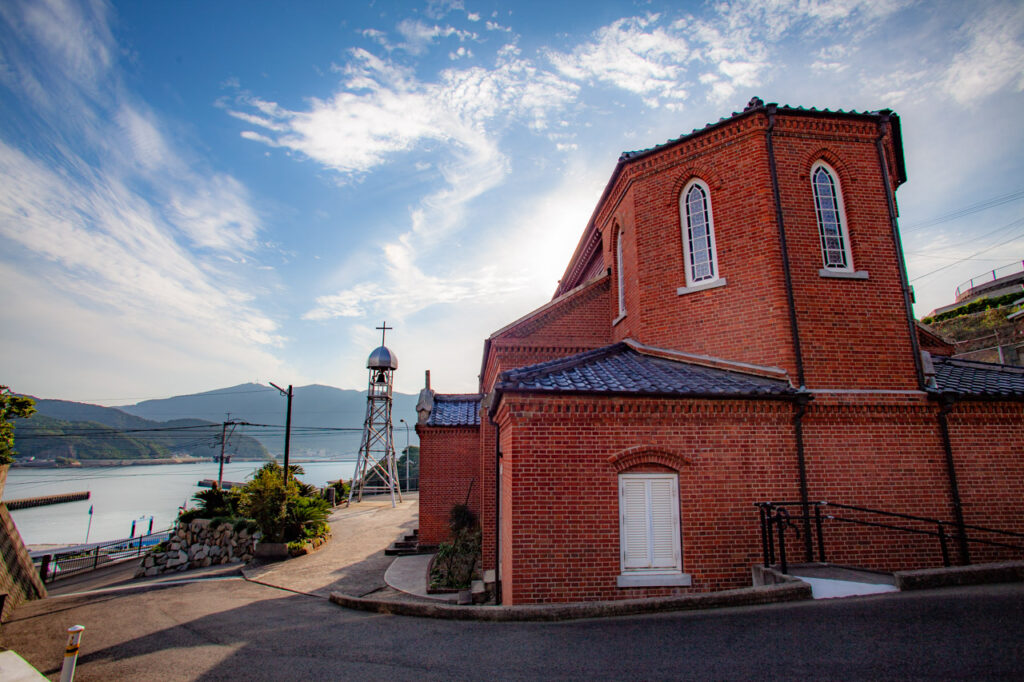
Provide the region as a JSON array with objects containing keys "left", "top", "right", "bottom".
[{"left": 11, "top": 457, "right": 269, "bottom": 469}]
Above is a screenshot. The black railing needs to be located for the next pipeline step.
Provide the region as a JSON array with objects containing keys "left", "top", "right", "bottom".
[
  {"left": 32, "top": 528, "right": 172, "bottom": 583},
  {"left": 756, "top": 501, "right": 1024, "bottom": 574}
]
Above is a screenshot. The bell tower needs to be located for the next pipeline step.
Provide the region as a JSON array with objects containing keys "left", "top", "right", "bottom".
[{"left": 348, "top": 322, "right": 402, "bottom": 507}]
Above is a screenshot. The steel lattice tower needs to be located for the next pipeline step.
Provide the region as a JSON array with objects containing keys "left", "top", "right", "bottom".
[{"left": 348, "top": 322, "right": 402, "bottom": 507}]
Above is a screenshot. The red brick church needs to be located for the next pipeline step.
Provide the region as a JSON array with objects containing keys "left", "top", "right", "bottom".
[{"left": 415, "top": 98, "right": 1024, "bottom": 605}]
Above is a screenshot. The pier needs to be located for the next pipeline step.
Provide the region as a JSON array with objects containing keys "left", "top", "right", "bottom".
[{"left": 4, "top": 491, "right": 90, "bottom": 511}]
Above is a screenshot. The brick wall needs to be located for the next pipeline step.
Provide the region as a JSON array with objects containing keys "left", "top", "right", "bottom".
[
  {"left": 493, "top": 392, "right": 1024, "bottom": 605},
  {"left": 947, "top": 401, "right": 1024, "bottom": 563},
  {"left": 0, "top": 502, "right": 46, "bottom": 621},
  {"left": 416, "top": 425, "right": 481, "bottom": 546},
  {"left": 801, "top": 396, "right": 956, "bottom": 571},
  {"left": 495, "top": 395, "right": 800, "bottom": 604},
  {"left": 586, "top": 110, "right": 918, "bottom": 389}
]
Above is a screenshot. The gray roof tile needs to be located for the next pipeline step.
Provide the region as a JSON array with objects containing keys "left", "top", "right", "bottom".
[
  {"left": 426, "top": 394, "right": 482, "bottom": 426},
  {"left": 497, "top": 343, "right": 795, "bottom": 397},
  {"left": 932, "top": 357, "right": 1024, "bottom": 398}
]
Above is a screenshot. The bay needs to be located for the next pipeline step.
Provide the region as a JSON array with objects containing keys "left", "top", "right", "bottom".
[{"left": 4, "top": 461, "right": 356, "bottom": 546}]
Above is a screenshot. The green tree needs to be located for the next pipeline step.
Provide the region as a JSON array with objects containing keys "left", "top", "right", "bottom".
[
  {"left": 1, "top": 386, "right": 36, "bottom": 465},
  {"left": 236, "top": 461, "right": 330, "bottom": 543}
]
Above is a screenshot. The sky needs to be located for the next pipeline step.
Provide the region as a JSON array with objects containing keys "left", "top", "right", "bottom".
[{"left": 1, "top": 0, "right": 1023, "bottom": 406}]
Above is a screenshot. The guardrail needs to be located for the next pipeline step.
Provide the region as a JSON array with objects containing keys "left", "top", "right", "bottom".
[
  {"left": 32, "top": 528, "right": 172, "bottom": 583},
  {"left": 755, "top": 500, "right": 1024, "bottom": 573},
  {"left": 955, "top": 260, "right": 1024, "bottom": 300}
]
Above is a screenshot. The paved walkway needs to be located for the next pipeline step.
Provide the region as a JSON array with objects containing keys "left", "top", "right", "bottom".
[{"left": 242, "top": 492, "right": 424, "bottom": 599}]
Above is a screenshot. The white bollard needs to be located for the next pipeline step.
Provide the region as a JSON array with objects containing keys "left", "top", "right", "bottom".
[{"left": 59, "top": 625, "right": 85, "bottom": 682}]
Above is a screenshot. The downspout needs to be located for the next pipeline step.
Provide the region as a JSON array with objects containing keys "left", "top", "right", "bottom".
[
  {"left": 875, "top": 113, "right": 925, "bottom": 390},
  {"left": 490, "top": 406, "right": 502, "bottom": 604},
  {"left": 765, "top": 104, "right": 806, "bottom": 389},
  {"left": 936, "top": 393, "right": 970, "bottom": 565},
  {"left": 793, "top": 393, "right": 814, "bottom": 562},
  {"left": 767, "top": 106, "right": 812, "bottom": 561}
]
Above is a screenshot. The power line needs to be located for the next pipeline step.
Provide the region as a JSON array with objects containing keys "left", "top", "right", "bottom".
[
  {"left": 901, "top": 188, "right": 1024, "bottom": 232},
  {"left": 14, "top": 422, "right": 368, "bottom": 440},
  {"left": 906, "top": 215, "right": 1024, "bottom": 256},
  {"left": 910, "top": 227, "right": 1024, "bottom": 282}
]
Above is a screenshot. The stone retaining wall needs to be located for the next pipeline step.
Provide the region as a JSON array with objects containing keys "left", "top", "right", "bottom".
[{"left": 135, "top": 518, "right": 254, "bottom": 577}]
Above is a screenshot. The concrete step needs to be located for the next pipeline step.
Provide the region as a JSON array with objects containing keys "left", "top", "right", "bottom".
[
  {"left": 384, "top": 546, "right": 422, "bottom": 556},
  {"left": 786, "top": 563, "right": 899, "bottom": 599}
]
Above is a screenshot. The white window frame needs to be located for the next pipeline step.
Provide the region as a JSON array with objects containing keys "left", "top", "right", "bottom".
[
  {"left": 810, "top": 162, "right": 857, "bottom": 276},
  {"left": 614, "top": 228, "right": 627, "bottom": 324},
  {"left": 678, "top": 179, "right": 725, "bottom": 295},
  {"left": 617, "top": 472, "right": 690, "bottom": 588}
]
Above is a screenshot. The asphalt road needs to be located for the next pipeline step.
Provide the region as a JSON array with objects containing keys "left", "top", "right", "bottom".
[{"left": 2, "top": 579, "right": 1022, "bottom": 680}]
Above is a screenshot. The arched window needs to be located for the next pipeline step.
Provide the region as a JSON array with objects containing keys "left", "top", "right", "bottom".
[
  {"left": 811, "top": 162, "right": 853, "bottom": 271},
  {"left": 616, "top": 228, "right": 626, "bottom": 318},
  {"left": 680, "top": 180, "right": 718, "bottom": 286}
]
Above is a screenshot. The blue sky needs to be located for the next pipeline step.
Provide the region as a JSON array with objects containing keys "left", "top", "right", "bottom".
[{"left": 1, "top": 0, "right": 1022, "bottom": 405}]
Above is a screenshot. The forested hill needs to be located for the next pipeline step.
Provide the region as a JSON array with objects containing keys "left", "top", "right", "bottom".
[
  {"left": 13, "top": 399, "right": 270, "bottom": 462},
  {"left": 115, "top": 383, "right": 421, "bottom": 457}
]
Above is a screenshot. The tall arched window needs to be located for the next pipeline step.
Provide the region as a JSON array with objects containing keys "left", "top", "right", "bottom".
[
  {"left": 811, "top": 162, "right": 853, "bottom": 271},
  {"left": 616, "top": 228, "right": 626, "bottom": 318},
  {"left": 680, "top": 180, "right": 718, "bottom": 287}
]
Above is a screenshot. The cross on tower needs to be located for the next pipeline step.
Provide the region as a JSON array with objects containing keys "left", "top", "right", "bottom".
[{"left": 376, "top": 321, "right": 392, "bottom": 346}]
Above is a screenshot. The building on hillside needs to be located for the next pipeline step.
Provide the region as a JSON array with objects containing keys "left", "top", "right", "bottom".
[
  {"left": 921, "top": 262, "right": 1024, "bottom": 366},
  {"left": 416, "top": 98, "right": 1024, "bottom": 605}
]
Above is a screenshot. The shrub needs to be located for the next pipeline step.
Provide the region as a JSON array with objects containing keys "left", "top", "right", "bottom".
[
  {"left": 328, "top": 479, "right": 350, "bottom": 501},
  {"left": 431, "top": 503, "right": 481, "bottom": 590},
  {"left": 233, "top": 518, "right": 259, "bottom": 534},
  {"left": 191, "top": 487, "right": 240, "bottom": 518},
  {"left": 922, "top": 292, "right": 1024, "bottom": 324},
  {"left": 237, "top": 461, "right": 331, "bottom": 544}
]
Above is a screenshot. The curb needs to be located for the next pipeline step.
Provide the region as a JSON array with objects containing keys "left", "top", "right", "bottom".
[
  {"left": 329, "top": 581, "right": 812, "bottom": 621},
  {"left": 894, "top": 560, "right": 1024, "bottom": 591}
]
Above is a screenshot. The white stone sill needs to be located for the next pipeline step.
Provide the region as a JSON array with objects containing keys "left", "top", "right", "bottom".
[
  {"left": 617, "top": 572, "right": 693, "bottom": 588},
  {"left": 819, "top": 269, "right": 869, "bottom": 280},
  {"left": 677, "top": 278, "right": 727, "bottom": 296}
]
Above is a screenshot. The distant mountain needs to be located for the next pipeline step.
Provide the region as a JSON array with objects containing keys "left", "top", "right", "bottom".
[
  {"left": 17, "top": 399, "right": 270, "bottom": 461},
  {"left": 115, "top": 383, "right": 421, "bottom": 458},
  {"left": 16, "top": 413, "right": 172, "bottom": 461}
]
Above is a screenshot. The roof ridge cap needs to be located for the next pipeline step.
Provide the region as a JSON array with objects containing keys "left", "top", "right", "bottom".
[{"left": 623, "top": 339, "right": 791, "bottom": 381}]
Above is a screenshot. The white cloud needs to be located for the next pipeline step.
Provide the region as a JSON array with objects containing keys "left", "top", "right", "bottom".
[
  {"left": 395, "top": 19, "right": 476, "bottom": 55},
  {"left": 230, "top": 44, "right": 580, "bottom": 324},
  {"left": 547, "top": 15, "right": 691, "bottom": 109},
  {"left": 0, "top": 0, "right": 287, "bottom": 400},
  {"left": 941, "top": 2, "right": 1024, "bottom": 104}
]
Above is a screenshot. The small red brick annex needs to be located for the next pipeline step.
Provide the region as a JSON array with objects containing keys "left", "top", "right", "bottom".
[{"left": 415, "top": 98, "right": 1024, "bottom": 605}]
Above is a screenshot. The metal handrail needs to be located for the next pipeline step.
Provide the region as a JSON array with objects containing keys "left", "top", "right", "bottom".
[
  {"left": 955, "top": 260, "right": 1024, "bottom": 299},
  {"left": 756, "top": 500, "right": 1024, "bottom": 573},
  {"left": 33, "top": 528, "right": 172, "bottom": 583}
]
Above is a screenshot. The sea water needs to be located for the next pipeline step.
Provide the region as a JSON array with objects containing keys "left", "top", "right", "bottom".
[{"left": 4, "top": 461, "right": 356, "bottom": 546}]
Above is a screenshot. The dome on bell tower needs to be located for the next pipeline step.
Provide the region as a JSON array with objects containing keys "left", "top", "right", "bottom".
[{"left": 367, "top": 345, "right": 398, "bottom": 369}]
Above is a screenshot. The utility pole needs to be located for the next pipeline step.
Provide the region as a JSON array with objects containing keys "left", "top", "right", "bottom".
[
  {"left": 399, "top": 418, "right": 411, "bottom": 490},
  {"left": 270, "top": 382, "right": 293, "bottom": 486},
  {"left": 218, "top": 421, "right": 228, "bottom": 488},
  {"left": 218, "top": 420, "right": 238, "bottom": 488}
]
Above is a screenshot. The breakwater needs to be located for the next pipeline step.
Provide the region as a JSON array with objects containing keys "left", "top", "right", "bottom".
[{"left": 5, "top": 491, "right": 90, "bottom": 511}]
